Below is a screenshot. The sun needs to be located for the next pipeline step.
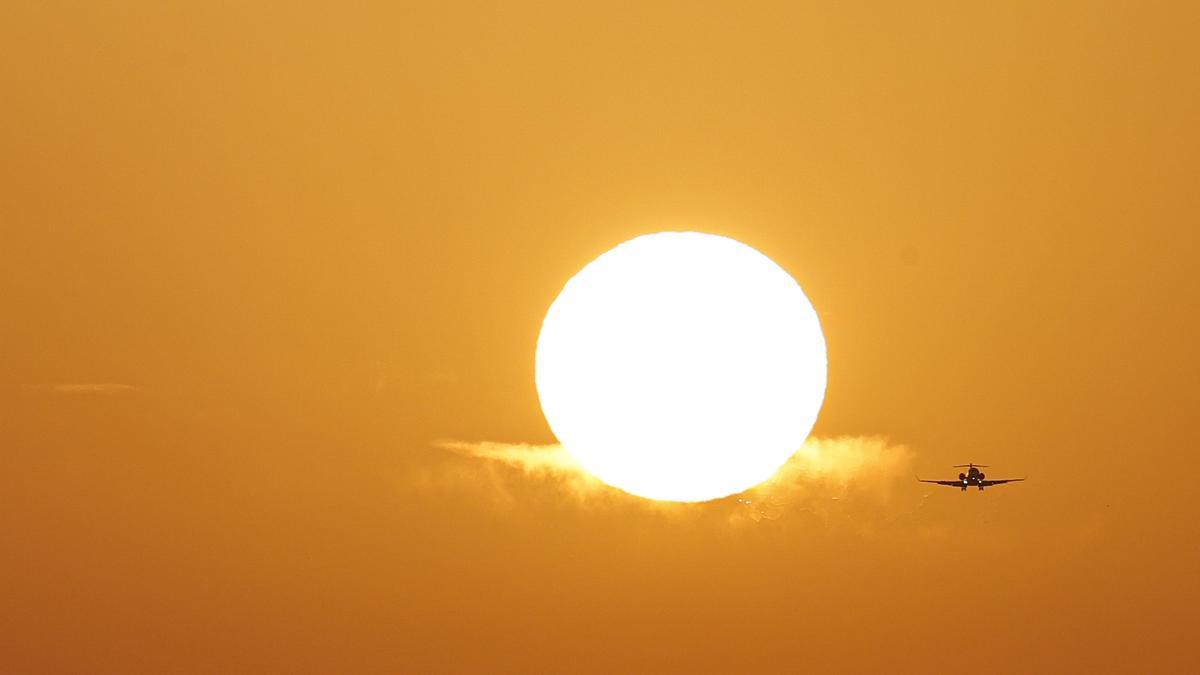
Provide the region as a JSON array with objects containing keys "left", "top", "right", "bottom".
[{"left": 535, "top": 232, "right": 827, "bottom": 502}]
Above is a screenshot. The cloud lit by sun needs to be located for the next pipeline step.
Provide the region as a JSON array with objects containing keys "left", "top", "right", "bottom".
[{"left": 427, "top": 435, "right": 915, "bottom": 525}]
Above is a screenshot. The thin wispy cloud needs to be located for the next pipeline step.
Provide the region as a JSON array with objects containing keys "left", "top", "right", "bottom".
[
  {"left": 425, "top": 435, "right": 918, "bottom": 526},
  {"left": 23, "top": 383, "right": 141, "bottom": 395},
  {"left": 436, "top": 440, "right": 591, "bottom": 479},
  {"left": 426, "top": 439, "right": 610, "bottom": 508}
]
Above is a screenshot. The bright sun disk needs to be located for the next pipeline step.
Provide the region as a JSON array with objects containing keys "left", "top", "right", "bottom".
[{"left": 535, "top": 232, "right": 827, "bottom": 502}]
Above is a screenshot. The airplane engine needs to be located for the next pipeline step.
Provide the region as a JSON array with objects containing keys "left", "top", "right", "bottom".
[
  {"left": 958, "top": 473, "right": 966, "bottom": 481},
  {"left": 978, "top": 472, "right": 986, "bottom": 481}
]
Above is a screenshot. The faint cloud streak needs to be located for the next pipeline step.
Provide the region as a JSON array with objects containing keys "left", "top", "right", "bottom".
[
  {"left": 23, "top": 383, "right": 141, "bottom": 395},
  {"left": 428, "top": 439, "right": 609, "bottom": 507}
]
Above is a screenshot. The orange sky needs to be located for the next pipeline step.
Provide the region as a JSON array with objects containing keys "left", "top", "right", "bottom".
[{"left": 2, "top": 2, "right": 1198, "bottom": 672}]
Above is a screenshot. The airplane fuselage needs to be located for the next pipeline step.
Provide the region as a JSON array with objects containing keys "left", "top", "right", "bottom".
[{"left": 958, "top": 466, "right": 987, "bottom": 490}]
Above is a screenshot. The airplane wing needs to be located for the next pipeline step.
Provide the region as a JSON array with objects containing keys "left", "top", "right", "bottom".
[
  {"left": 917, "top": 478, "right": 966, "bottom": 487},
  {"left": 979, "top": 478, "right": 1025, "bottom": 487}
]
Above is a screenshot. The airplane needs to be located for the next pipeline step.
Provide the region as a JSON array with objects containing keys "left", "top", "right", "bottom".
[{"left": 918, "top": 464, "right": 1025, "bottom": 491}]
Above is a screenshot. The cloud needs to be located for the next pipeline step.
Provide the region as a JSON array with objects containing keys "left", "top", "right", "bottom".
[
  {"left": 435, "top": 440, "right": 590, "bottom": 480},
  {"left": 426, "top": 439, "right": 610, "bottom": 508},
  {"left": 23, "top": 383, "right": 141, "bottom": 395},
  {"left": 735, "top": 435, "right": 923, "bottom": 531},
  {"left": 760, "top": 435, "right": 916, "bottom": 502},
  {"left": 425, "top": 435, "right": 918, "bottom": 526}
]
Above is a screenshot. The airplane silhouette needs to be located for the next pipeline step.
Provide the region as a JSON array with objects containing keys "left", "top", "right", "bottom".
[{"left": 918, "top": 464, "right": 1025, "bottom": 491}]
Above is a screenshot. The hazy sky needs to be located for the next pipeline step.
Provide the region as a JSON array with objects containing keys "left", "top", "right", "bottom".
[{"left": 3, "top": 2, "right": 1198, "bottom": 672}]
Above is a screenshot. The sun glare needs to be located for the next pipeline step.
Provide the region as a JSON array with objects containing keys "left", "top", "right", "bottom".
[{"left": 535, "top": 232, "right": 827, "bottom": 502}]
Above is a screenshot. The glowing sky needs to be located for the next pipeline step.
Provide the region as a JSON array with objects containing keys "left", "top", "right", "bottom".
[{"left": 2, "top": 2, "right": 1198, "bottom": 672}]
